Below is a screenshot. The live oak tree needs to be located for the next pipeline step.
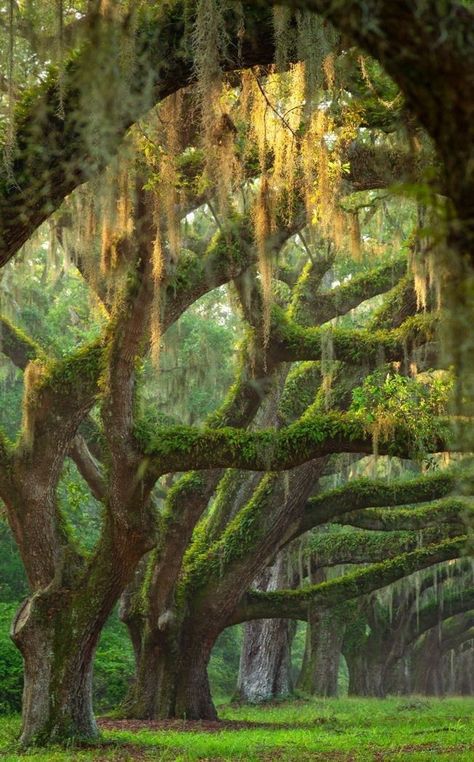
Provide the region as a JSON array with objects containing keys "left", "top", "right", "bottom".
[
  {"left": 242, "top": 440, "right": 473, "bottom": 698},
  {"left": 118, "top": 232, "right": 468, "bottom": 721},
  {"left": 0, "top": 107, "right": 467, "bottom": 739},
  {"left": 237, "top": 467, "right": 473, "bottom": 702}
]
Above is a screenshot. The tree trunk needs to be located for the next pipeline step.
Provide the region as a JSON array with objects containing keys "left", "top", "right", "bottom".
[
  {"left": 387, "top": 654, "right": 411, "bottom": 695},
  {"left": 454, "top": 647, "right": 474, "bottom": 695},
  {"left": 413, "top": 629, "right": 444, "bottom": 696},
  {"left": 174, "top": 625, "right": 219, "bottom": 720},
  {"left": 236, "top": 618, "right": 293, "bottom": 703},
  {"left": 12, "top": 593, "right": 101, "bottom": 746},
  {"left": 124, "top": 626, "right": 179, "bottom": 719},
  {"left": 124, "top": 610, "right": 219, "bottom": 721},
  {"left": 236, "top": 553, "right": 294, "bottom": 703},
  {"left": 297, "top": 605, "right": 345, "bottom": 696},
  {"left": 346, "top": 650, "right": 385, "bottom": 698}
]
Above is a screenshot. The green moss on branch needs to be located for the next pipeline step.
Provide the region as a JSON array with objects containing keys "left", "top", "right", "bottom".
[{"left": 232, "top": 535, "right": 467, "bottom": 623}]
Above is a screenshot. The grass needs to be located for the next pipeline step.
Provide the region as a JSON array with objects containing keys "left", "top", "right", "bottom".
[{"left": 0, "top": 697, "right": 473, "bottom": 760}]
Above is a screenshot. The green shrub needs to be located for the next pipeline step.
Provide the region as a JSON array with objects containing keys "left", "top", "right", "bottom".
[
  {"left": 209, "top": 625, "right": 242, "bottom": 700},
  {"left": 93, "top": 609, "right": 135, "bottom": 712},
  {"left": 0, "top": 603, "right": 23, "bottom": 715}
]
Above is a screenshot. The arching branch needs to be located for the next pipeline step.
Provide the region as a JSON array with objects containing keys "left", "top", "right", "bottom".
[
  {"left": 298, "top": 468, "right": 468, "bottom": 533},
  {"left": 231, "top": 535, "right": 467, "bottom": 623}
]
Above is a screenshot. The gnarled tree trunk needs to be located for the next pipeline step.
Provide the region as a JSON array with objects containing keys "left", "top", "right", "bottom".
[{"left": 12, "top": 592, "right": 102, "bottom": 745}]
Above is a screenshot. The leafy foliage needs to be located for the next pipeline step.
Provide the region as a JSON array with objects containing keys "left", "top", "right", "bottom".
[{"left": 350, "top": 365, "right": 453, "bottom": 457}]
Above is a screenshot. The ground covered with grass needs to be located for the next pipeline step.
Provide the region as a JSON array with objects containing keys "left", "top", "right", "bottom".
[{"left": 0, "top": 697, "right": 473, "bottom": 761}]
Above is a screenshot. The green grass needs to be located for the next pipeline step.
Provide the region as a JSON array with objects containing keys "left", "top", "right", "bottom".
[{"left": 0, "top": 697, "right": 473, "bottom": 760}]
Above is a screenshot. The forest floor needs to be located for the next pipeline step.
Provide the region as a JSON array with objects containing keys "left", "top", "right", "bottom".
[{"left": 0, "top": 697, "right": 473, "bottom": 761}]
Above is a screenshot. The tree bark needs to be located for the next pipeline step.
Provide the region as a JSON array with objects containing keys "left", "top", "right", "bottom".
[
  {"left": 346, "top": 650, "right": 385, "bottom": 698},
  {"left": 412, "top": 628, "right": 444, "bottom": 696},
  {"left": 236, "top": 552, "right": 294, "bottom": 703},
  {"left": 12, "top": 593, "right": 101, "bottom": 745},
  {"left": 124, "top": 625, "right": 179, "bottom": 719},
  {"left": 297, "top": 604, "right": 345, "bottom": 696}
]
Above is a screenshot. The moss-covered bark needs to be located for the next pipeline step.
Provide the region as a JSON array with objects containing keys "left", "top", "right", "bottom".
[
  {"left": 232, "top": 537, "right": 468, "bottom": 623},
  {"left": 297, "top": 603, "right": 346, "bottom": 696}
]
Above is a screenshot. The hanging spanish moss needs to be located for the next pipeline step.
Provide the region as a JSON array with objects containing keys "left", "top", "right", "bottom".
[
  {"left": 150, "top": 198, "right": 164, "bottom": 370},
  {"left": 193, "top": 0, "right": 240, "bottom": 204},
  {"left": 157, "top": 93, "right": 183, "bottom": 262},
  {"left": 349, "top": 211, "right": 362, "bottom": 260},
  {"left": 21, "top": 360, "right": 46, "bottom": 450},
  {"left": 56, "top": 0, "right": 65, "bottom": 119},
  {"left": 272, "top": 64, "right": 305, "bottom": 223},
  {"left": 296, "top": 10, "right": 327, "bottom": 105},
  {"left": 97, "top": 153, "right": 135, "bottom": 275},
  {"left": 255, "top": 174, "right": 274, "bottom": 351},
  {"left": 3, "top": 0, "right": 16, "bottom": 183}
]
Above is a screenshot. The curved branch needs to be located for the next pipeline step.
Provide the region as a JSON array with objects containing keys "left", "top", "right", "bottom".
[
  {"left": 0, "top": 3, "right": 277, "bottom": 265},
  {"left": 308, "top": 524, "right": 462, "bottom": 568},
  {"left": 231, "top": 535, "right": 467, "bottom": 623},
  {"left": 290, "top": 256, "right": 408, "bottom": 327},
  {"left": 68, "top": 435, "right": 106, "bottom": 502},
  {"left": 335, "top": 496, "right": 472, "bottom": 532},
  {"left": 0, "top": 316, "right": 45, "bottom": 368},
  {"left": 268, "top": 309, "right": 438, "bottom": 366},
  {"left": 299, "top": 468, "right": 468, "bottom": 533},
  {"left": 143, "top": 410, "right": 462, "bottom": 477},
  {"left": 402, "top": 588, "right": 474, "bottom": 655}
]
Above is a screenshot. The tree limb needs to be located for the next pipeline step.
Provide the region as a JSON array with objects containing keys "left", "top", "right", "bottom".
[{"left": 231, "top": 535, "right": 467, "bottom": 622}]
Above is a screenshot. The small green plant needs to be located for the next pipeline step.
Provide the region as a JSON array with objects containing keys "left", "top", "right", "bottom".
[{"left": 350, "top": 365, "right": 453, "bottom": 457}]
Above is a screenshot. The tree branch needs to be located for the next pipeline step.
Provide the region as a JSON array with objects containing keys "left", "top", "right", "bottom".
[
  {"left": 231, "top": 535, "right": 467, "bottom": 622},
  {"left": 299, "top": 468, "right": 467, "bottom": 533},
  {"left": 68, "top": 434, "right": 106, "bottom": 502},
  {"left": 268, "top": 308, "right": 438, "bottom": 366},
  {"left": 334, "top": 496, "right": 472, "bottom": 532},
  {"left": 290, "top": 256, "right": 408, "bottom": 326},
  {"left": 143, "top": 412, "right": 461, "bottom": 478},
  {"left": 0, "top": 2, "right": 277, "bottom": 266},
  {"left": 0, "top": 315, "right": 45, "bottom": 368},
  {"left": 308, "top": 524, "right": 462, "bottom": 568}
]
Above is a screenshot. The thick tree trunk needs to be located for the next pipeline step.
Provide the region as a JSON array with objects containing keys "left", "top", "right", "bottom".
[
  {"left": 236, "top": 553, "right": 294, "bottom": 703},
  {"left": 346, "top": 651, "right": 386, "bottom": 698},
  {"left": 124, "top": 611, "right": 219, "bottom": 721},
  {"left": 387, "top": 655, "right": 411, "bottom": 696},
  {"left": 124, "top": 627, "right": 179, "bottom": 719},
  {"left": 454, "top": 647, "right": 474, "bottom": 695},
  {"left": 12, "top": 593, "right": 101, "bottom": 746},
  {"left": 10, "top": 496, "right": 154, "bottom": 746},
  {"left": 413, "top": 629, "right": 444, "bottom": 696},
  {"left": 174, "top": 626, "right": 219, "bottom": 720},
  {"left": 297, "top": 605, "right": 345, "bottom": 696},
  {"left": 236, "top": 618, "right": 293, "bottom": 703}
]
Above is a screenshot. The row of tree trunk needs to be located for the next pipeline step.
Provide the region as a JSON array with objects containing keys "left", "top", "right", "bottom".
[{"left": 237, "top": 554, "right": 474, "bottom": 702}]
